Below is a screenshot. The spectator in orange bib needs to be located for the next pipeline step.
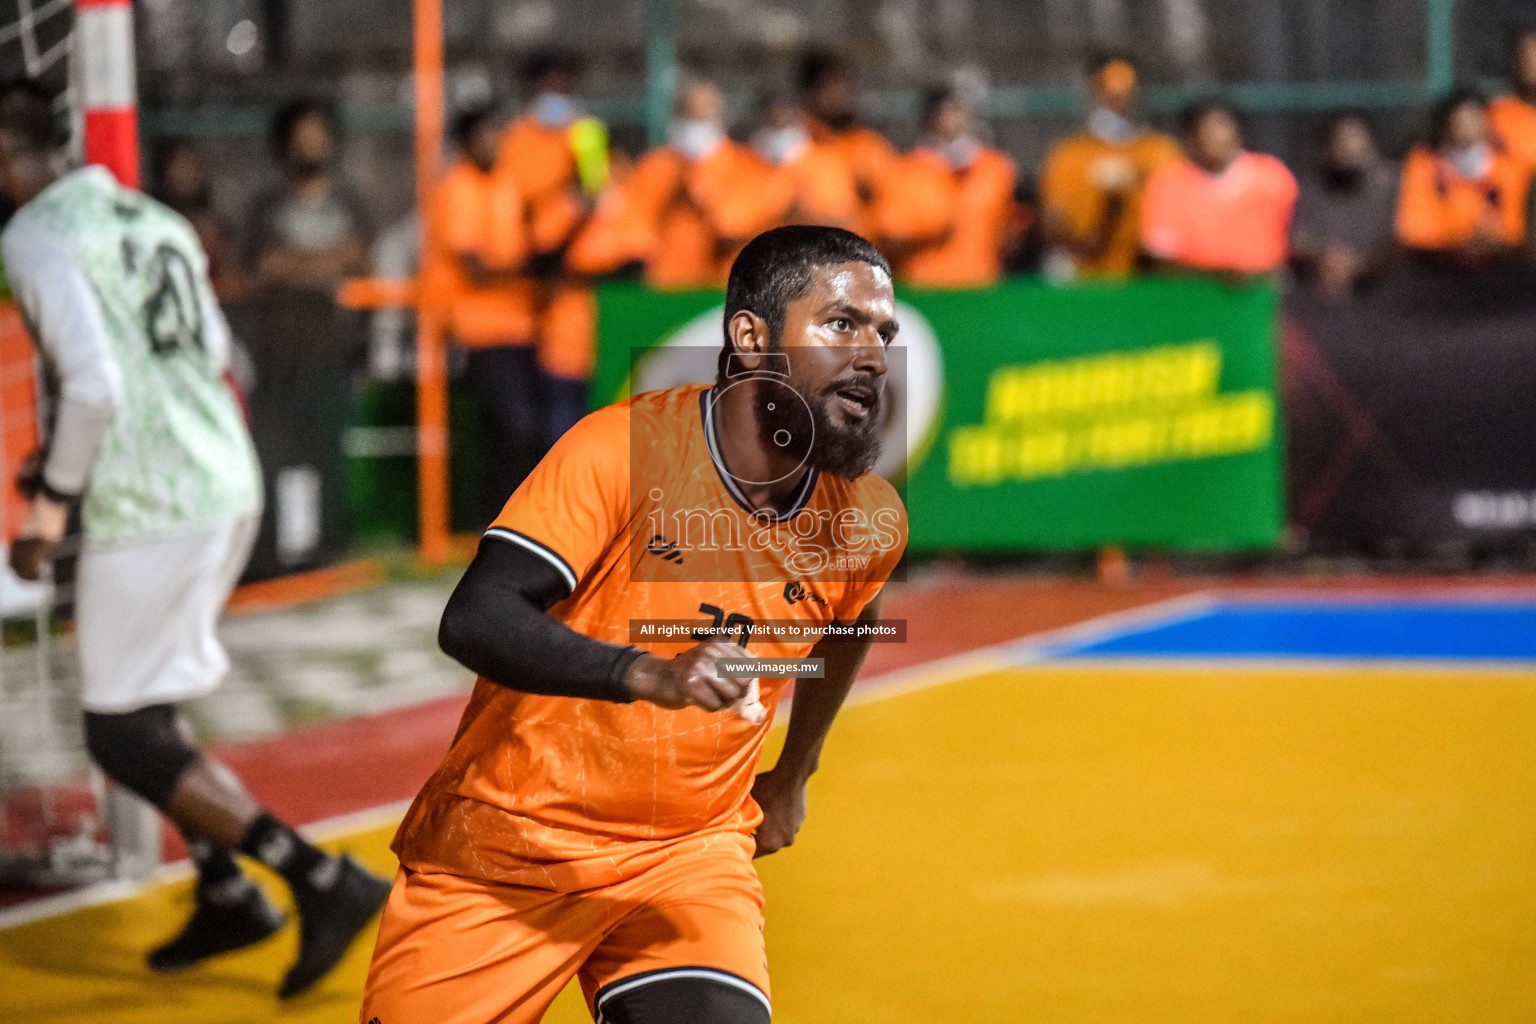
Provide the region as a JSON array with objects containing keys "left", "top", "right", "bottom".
[
  {"left": 1039, "top": 53, "right": 1181, "bottom": 279},
  {"left": 874, "top": 86, "right": 1018, "bottom": 287},
  {"left": 578, "top": 78, "right": 787, "bottom": 289},
  {"left": 798, "top": 51, "right": 899, "bottom": 233},
  {"left": 749, "top": 93, "right": 861, "bottom": 230},
  {"left": 1489, "top": 27, "right": 1536, "bottom": 174},
  {"left": 1396, "top": 89, "right": 1532, "bottom": 260},
  {"left": 497, "top": 51, "right": 610, "bottom": 442},
  {"left": 426, "top": 104, "right": 540, "bottom": 522},
  {"left": 1141, "top": 101, "right": 1298, "bottom": 278}
]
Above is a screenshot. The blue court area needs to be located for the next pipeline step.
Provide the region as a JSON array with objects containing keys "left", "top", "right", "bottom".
[{"left": 1055, "top": 599, "right": 1536, "bottom": 663}]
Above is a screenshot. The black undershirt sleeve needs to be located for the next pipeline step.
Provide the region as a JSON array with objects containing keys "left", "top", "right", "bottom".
[{"left": 438, "top": 536, "right": 643, "bottom": 703}]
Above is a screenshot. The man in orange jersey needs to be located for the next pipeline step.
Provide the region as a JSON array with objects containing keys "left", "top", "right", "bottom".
[
  {"left": 749, "top": 93, "right": 861, "bottom": 230},
  {"left": 1397, "top": 89, "right": 1532, "bottom": 261},
  {"left": 875, "top": 86, "right": 1018, "bottom": 286},
  {"left": 359, "top": 226, "right": 906, "bottom": 1024},
  {"left": 426, "top": 104, "right": 540, "bottom": 521},
  {"left": 577, "top": 79, "right": 788, "bottom": 289},
  {"left": 1141, "top": 101, "right": 1298, "bottom": 278},
  {"left": 1039, "top": 53, "right": 1181, "bottom": 279},
  {"left": 1490, "top": 27, "right": 1536, "bottom": 174},
  {"left": 498, "top": 51, "right": 609, "bottom": 442},
  {"left": 798, "top": 51, "right": 898, "bottom": 231}
]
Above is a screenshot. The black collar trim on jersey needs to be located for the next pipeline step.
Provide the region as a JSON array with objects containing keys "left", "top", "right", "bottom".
[{"left": 700, "top": 388, "right": 819, "bottom": 523}]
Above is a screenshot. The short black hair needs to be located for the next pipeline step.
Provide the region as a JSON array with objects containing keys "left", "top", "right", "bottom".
[
  {"left": 721, "top": 226, "right": 890, "bottom": 371},
  {"left": 0, "top": 78, "right": 59, "bottom": 153},
  {"left": 1179, "top": 98, "right": 1242, "bottom": 137},
  {"left": 452, "top": 103, "right": 499, "bottom": 150},
  {"left": 1429, "top": 87, "right": 1487, "bottom": 148},
  {"left": 269, "top": 99, "right": 337, "bottom": 159},
  {"left": 797, "top": 50, "right": 849, "bottom": 95},
  {"left": 523, "top": 49, "right": 581, "bottom": 89}
]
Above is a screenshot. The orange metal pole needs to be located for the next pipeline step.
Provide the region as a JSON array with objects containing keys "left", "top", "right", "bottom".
[{"left": 414, "top": 0, "right": 450, "bottom": 563}]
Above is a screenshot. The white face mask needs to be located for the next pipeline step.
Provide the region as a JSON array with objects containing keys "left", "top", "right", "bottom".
[
  {"left": 937, "top": 134, "right": 981, "bottom": 170},
  {"left": 1087, "top": 106, "right": 1137, "bottom": 145},
  {"left": 670, "top": 118, "right": 725, "bottom": 162},
  {"left": 1448, "top": 141, "right": 1494, "bottom": 179},
  {"left": 753, "top": 125, "right": 810, "bottom": 165},
  {"left": 531, "top": 92, "right": 578, "bottom": 129}
]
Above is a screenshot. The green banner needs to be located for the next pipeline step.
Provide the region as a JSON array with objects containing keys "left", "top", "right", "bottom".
[{"left": 595, "top": 277, "right": 1282, "bottom": 552}]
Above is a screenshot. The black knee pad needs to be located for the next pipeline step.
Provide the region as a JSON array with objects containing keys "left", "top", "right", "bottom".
[
  {"left": 596, "top": 969, "right": 772, "bottom": 1024},
  {"left": 83, "top": 704, "right": 201, "bottom": 808}
]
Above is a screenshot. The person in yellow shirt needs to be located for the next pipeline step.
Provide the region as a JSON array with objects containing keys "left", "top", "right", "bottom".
[
  {"left": 1039, "top": 53, "right": 1181, "bottom": 279},
  {"left": 1489, "top": 27, "right": 1536, "bottom": 175}
]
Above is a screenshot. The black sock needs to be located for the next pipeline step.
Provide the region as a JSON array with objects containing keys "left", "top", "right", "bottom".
[
  {"left": 185, "top": 834, "right": 243, "bottom": 889},
  {"left": 238, "top": 813, "right": 335, "bottom": 890}
]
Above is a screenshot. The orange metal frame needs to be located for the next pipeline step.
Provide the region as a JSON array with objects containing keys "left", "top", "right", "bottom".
[{"left": 339, "top": 0, "right": 451, "bottom": 564}]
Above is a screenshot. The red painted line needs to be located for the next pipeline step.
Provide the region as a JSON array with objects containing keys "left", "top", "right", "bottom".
[{"left": 160, "top": 579, "right": 1202, "bottom": 862}]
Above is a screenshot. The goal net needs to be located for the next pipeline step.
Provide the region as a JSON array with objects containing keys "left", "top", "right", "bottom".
[{"left": 0, "top": 0, "right": 156, "bottom": 890}]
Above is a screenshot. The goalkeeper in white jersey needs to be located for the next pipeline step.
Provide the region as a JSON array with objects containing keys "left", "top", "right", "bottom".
[{"left": 0, "top": 80, "right": 388, "bottom": 998}]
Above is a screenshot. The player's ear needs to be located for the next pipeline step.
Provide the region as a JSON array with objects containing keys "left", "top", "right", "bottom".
[{"left": 726, "top": 310, "right": 770, "bottom": 371}]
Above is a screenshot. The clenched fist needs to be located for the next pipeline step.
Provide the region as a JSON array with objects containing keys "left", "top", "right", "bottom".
[{"left": 624, "top": 641, "right": 764, "bottom": 720}]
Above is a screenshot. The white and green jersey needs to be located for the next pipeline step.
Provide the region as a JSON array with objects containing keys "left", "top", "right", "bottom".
[{"left": 0, "top": 167, "right": 261, "bottom": 544}]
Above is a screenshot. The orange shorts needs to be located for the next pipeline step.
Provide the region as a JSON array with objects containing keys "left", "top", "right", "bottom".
[{"left": 359, "top": 832, "right": 769, "bottom": 1024}]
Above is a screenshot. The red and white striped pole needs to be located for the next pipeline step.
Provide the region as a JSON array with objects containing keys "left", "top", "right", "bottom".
[{"left": 75, "top": 0, "right": 138, "bottom": 188}]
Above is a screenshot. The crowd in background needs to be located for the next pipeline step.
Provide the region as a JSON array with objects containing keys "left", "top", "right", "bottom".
[{"left": 146, "top": 29, "right": 1536, "bottom": 512}]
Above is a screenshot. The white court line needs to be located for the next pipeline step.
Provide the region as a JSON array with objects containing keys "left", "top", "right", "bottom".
[
  {"left": 1037, "top": 655, "right": 1536, "bottom": 675},
  {"left": 0, "top": 594, "right": 1215, "bottom": 932},
  {"left": 1217, "top": 587, "right": 1536, "bottom": 606},
  {"left": 0, "top": 800, "right": 415, "bottom": 931},
  {"left": 847, "top": 589, "right": 1216, "bottom": 705}
]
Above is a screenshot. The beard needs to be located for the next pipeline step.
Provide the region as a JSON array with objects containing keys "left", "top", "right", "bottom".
[{"left": 754, "top": 372, "right": 884, "bottom": 481}]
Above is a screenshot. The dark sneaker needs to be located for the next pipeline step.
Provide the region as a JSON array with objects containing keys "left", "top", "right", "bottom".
[
  {"left": 148, "top": 878, "right": 286, "bottom": 972},
  {"left": 278, "top": 855, "right": 391, "bottom": 999}
]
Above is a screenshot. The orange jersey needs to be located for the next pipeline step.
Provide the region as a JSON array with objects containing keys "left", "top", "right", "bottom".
[
  {"left": 1395, "top": 143, "right": 1532, "bottom": 251},
  {"left": 497, "top": 114, "right": 587, "bottom": 254},
  {"left": 1040, "top": 129, "right": 1182, "bottom": 276},
  {"left": 605, "top": 143, "right": 790, "bottom": 288},
  {"left": 1489, "top": 95, "right": 1536, "bottom": 173},
  {"left": 808, "top": 118, "right": 899, "bottom": 213},
  {"left": 875, "top": 145, "right": 1018, "bottom": 287},
  {"left": 770, "top": 140, "right": 862, "bottom": 230},
  {"left": 393, "top": 383, "right": 907, "bottom": 891},
  {"left": 537, "top": 281, "right": 595, "bottom": 381},
  {"left": 1141, "top": 152, "right": 1298, "bottom": 273},
  {"left": 422, "top": 158, "right": 536, "bottom": 347}
]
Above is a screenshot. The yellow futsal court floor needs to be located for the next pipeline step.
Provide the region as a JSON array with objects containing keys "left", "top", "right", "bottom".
[{"left": 5, "top": 622, "right": 1536, "bottom": 1023}]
